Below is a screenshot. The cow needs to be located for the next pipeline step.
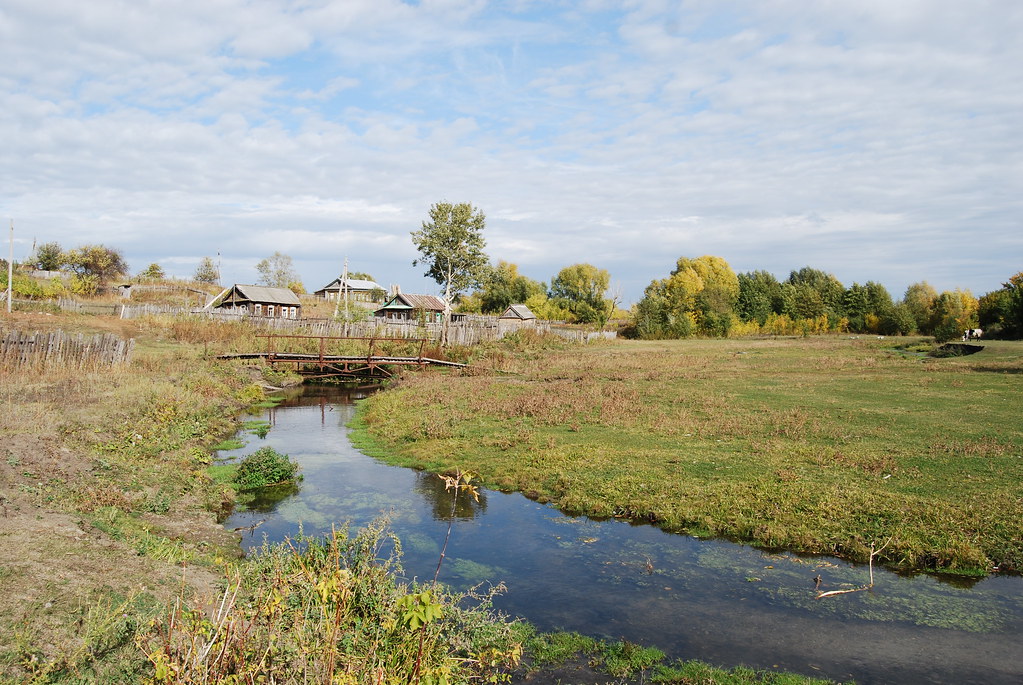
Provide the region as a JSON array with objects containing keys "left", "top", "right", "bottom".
[{"left": 962, "top": 328, "right": 983, "bottom": 341}]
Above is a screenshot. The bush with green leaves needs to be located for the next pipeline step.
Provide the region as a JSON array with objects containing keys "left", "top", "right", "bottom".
[{"left": 234, "top": 447, "right": 300, "bottom": 488}]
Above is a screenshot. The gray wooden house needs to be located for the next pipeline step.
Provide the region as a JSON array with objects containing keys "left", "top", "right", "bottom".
[
  {"left": 374, "top": 293, "right": 446, "bottom": 322},
  {"left": 499, "top": 304, "right": 536, "bottom": 323},
  {"left": 314, "top": 277, "right": 387, "bottom": 304},
  {"left": 211, "top": 284, "right": 302, "bottom": 319}
]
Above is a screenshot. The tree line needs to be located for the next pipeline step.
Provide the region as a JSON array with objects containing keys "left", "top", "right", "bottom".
[
  {"left": 8, "top": 206, "right": 1020, "bottom": 342},
  {"left": 412, "top": 202, "right": 1021, "bottom": 342},
  {"left": 628, "top": 255, "right": 1023, "bottom": 342}
]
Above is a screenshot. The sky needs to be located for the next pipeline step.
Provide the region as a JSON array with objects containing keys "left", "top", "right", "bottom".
[{"left": 2, "top": 0, "right": 1021, "bottom": 306}]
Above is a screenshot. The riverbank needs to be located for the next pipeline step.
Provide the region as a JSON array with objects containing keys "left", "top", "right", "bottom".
[
  {"left": 352, "top": 333, "right": 1023, "bottom": 576},
  {"left": 0, "top": 312, "right": 258, "bottom": 680},
  {"left": 7, "top": 313, "right": 1008, "bottom": 682}
]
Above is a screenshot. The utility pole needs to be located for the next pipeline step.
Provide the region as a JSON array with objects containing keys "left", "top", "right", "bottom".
[{"left": 6, "top": 220, "right": 13, "bottom": 314}]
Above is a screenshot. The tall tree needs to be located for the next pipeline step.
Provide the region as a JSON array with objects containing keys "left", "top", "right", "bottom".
[
  {"left": 61, "top": 244, "right": 128, "bottom": 281},
  {"left": 787, "top": 267, "right": 845, "bottom": 318},
  {"left": 978, "top": 272, "right": 1023, "bottom": 339},
  {"left": 930, "top": 289, "right": 979, "bottom": 342},
  {"left": 193, "top": 256, "right": 220, "bottom": 285},
  {"left": 256, "top": 251, "right": 303, "bottom": 292},
  {"left": 549, "top": 263, "right": 613, "bottom": 325},
  {"left": 737, "top": 270, "right": 783, "bottom": 325},
  {"left": 34, "top": 242, "right": 63, "bottom": 271},
  {"left": 137, "top": 263, "right": 165, "bottom": 281},
  {"left": 474, "top": 261, "right": 546, "bottom": 314},
  {"left": 630, "top": 255, "right": 738, "bottom": 338},
  {"left": 411, "top": 202, "right": 490, "bottom": 325},
  {"left": 902, "top": 282, "right": 938, "bottom": 334}
]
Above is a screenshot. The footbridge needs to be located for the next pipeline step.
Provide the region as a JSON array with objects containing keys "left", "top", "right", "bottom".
[{"left": 217, "top": 334, "right": 467, "bottom": 379}]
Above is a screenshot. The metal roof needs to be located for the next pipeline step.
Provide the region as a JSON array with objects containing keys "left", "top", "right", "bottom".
[
  {"left": 501, "top": 304, "right": 536, "bottom": 320},
  {"left": 377, "top": 293, "right": 446, "bottom": 311},
  {"left": 230, "top": 284, "right": 302, "bottom": 305},
  {"left": 317, "top": 277, "right": 386, "bottom": 292}
]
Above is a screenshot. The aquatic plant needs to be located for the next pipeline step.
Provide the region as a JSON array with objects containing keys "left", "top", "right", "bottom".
[{"left": 234, "top": 446, "right": 300, "bottom": 488}]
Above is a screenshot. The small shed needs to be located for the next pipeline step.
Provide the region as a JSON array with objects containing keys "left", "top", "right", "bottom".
[
  {"left": 314, "top": 277, "right": 387, "bottom": 303},
  {"left": 374, "top": 293, "right": 445, "bottom": 322},
  {"left": 499, "top": 304, "right": 537, "bottom": 332},
  {"left": 212, "top": 284, "right": 302, "bottom": 319},
  {"left": 499, "top": 304, "right": 536, "bottom": 322}
]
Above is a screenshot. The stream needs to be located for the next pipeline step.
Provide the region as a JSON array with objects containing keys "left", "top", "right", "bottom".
[{"left": 220, "top": 386, "right": 1023, "bottom": 684}]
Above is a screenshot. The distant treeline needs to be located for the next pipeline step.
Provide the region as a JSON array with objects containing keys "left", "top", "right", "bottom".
[{"left": 626, "top": 257, "right": 1023, "bottom": 341}]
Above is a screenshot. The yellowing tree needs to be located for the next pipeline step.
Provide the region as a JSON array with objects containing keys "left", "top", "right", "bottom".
[
  {"left": 931, "top": 289, "right": 979, "bottom": 342},
  {"left": 633, "top": 255, "right": 738, "bottom": 338}
]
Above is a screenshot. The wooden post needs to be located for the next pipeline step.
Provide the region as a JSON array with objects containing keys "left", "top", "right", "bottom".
[{"left": 6, "top": 220, "right": 12, "bottom": 314}]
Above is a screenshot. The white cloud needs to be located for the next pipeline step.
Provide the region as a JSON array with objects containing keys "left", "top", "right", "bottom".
[{"left": 1, "top": 0, "right": 1020, "bottom": 304}]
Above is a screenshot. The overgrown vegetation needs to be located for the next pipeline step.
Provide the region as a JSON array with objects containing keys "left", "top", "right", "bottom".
[
  {"left": 141, "top": 521, "right": 524, "bottom": 684},
  {"left": 353, "top": 335, "right": 1023, "bottom": 575},
  {"left": 234, "top": 446, "right": 300, "bottom": 488},
  {"left": 7, "top": 309, "right": 996, "bottom": 683}
]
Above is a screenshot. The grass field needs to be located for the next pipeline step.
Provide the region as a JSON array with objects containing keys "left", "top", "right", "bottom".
[{"left": 353, "top": 334, "right": 1023, "bottom": 575}]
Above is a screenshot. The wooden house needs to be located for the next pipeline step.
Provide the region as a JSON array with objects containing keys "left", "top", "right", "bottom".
[
  {"left": 374, "top": 293, "right": 446, "bottom": 322},
  {"left": 314, "top": 277, "right": 387, "bottom": 304},
  {"left": 499, "top": 304, "right": 536, "bottom": 323},
  {"left": 211, "top": 284, "right": 302, "bottom": 319}
]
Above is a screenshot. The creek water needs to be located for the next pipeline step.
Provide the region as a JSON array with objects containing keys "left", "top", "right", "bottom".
[{"left": 221, "top": 386, "right": 1023, "bottom": 684}]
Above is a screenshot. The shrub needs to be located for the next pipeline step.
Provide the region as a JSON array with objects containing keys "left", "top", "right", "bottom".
[{"left": 235, "top": 447, "right": 300, "bottom": 488}]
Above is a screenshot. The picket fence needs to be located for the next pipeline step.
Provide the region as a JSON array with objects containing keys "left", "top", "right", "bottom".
[{"left": 0, "top": 329, "right": 134, "bottom": 369}]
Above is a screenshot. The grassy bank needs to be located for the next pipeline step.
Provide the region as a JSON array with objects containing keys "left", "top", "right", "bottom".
[
  {"left": 0, "top": 313, "right": 544, "bottom": 684},
  {"left": 352, "top": 333, "right": 1023, "bottom": 575},
  {"left": 0, "top": 313, "right": 266, "bottom": 681},
  {"left": 0, "top": 312, "right": 961, "bottom": 683}
]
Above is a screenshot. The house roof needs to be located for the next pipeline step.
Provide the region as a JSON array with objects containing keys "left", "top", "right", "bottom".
[
  {"left": 316, "top": 277, "right": 386, "bottom": 293},
  {"left": 501, "top": 304, "right": 536, "bottom": 320},
  {"left": 377, "top": 293, "right": 446, "bottom": 312},
  {"left": 228, "top": 284, "right": 302, "bottom": 306}
]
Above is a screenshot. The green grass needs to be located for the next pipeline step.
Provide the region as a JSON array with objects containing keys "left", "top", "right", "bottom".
[{"left": 352, "top": 336, "right": 1023, "bottom": 575}]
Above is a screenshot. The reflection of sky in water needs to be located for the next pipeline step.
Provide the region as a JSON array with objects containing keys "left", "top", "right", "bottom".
[{"left": 221, "top": 387, "right": 1023, "bottom": 685}]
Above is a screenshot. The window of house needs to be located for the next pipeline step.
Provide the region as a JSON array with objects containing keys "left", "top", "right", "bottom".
[
  {"left": 254, "top": 304, "right": 262, "bottom": 316},
  {"left": 267, "top": 305, "right": 275, "bottom": 317}
]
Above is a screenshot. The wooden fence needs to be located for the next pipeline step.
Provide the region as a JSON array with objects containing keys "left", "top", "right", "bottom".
[
  {"left": 88, "top": 301, "right": 618, "bottom": 345},
  {"left": 0, "top": 330, "right": 134, "bottom": 370}
]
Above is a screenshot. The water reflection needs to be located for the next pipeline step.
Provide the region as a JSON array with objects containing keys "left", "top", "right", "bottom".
[
  {"left": 219, "top": 386, "right": 1023, "bottom": 685},
  {"left": 413, "top": 470, "right": 488, "bottom": 521},
  {"left": 238, "top": 482, "right": 301, "bottom": 514}
]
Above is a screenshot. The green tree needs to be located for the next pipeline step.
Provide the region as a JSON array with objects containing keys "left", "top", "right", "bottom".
[
  {"left": 137, "top": 263, "right": 165, "bottom": 281},
  {"left": 630, "top": 256, "right": 738, "bottom": 338},
  {"left": 256, "top": 251, "right": 303, "bottom": 292},
  {"left": 473, "top": 261, "right": 546, "bottom": 314},
  {"left": 411, "top": 202, "right": 490, "bottom": 327},
  {"left": 978, "top": 272, "right": 1023, "bottom": 338},
  {"left": 549, "top": 263, "right": 613, "bottom": 326},
  {"left": 736, "top": 271, "right": 784, "bottom": 325},
  {"left": 930, "top": 289, "right": 979, "bottom": 343},
  {"left": 193, "top": 257, "right": 220, "bottom": 285},
  {"left": 902, "top": 282, "right": 938, "bottom": 335},
  {"left": 879, "top": 303, "right": 917, "bottom": 336},
  {"left": 787, "top": 267, "right": 845, "bottom": 319},
  {"left": 34, "top": 242, "right": 63, "bottom": 271},
  {"left": 61, "top": 244, "right": 128, "bottom": 281}
]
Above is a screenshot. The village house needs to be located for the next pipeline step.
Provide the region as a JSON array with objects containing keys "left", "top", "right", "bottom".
[
  {"left": 499, "top": 304, "right": 536, "bottom": 325},
  {"left": 374, "top": 293, "right": 446, "bottom": 323},
  {"left": 314, "top": 276, "right": 387, "bottom": 304},
  {"left": 210, "top": 284, "right": 302, "bottom": 319}
]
